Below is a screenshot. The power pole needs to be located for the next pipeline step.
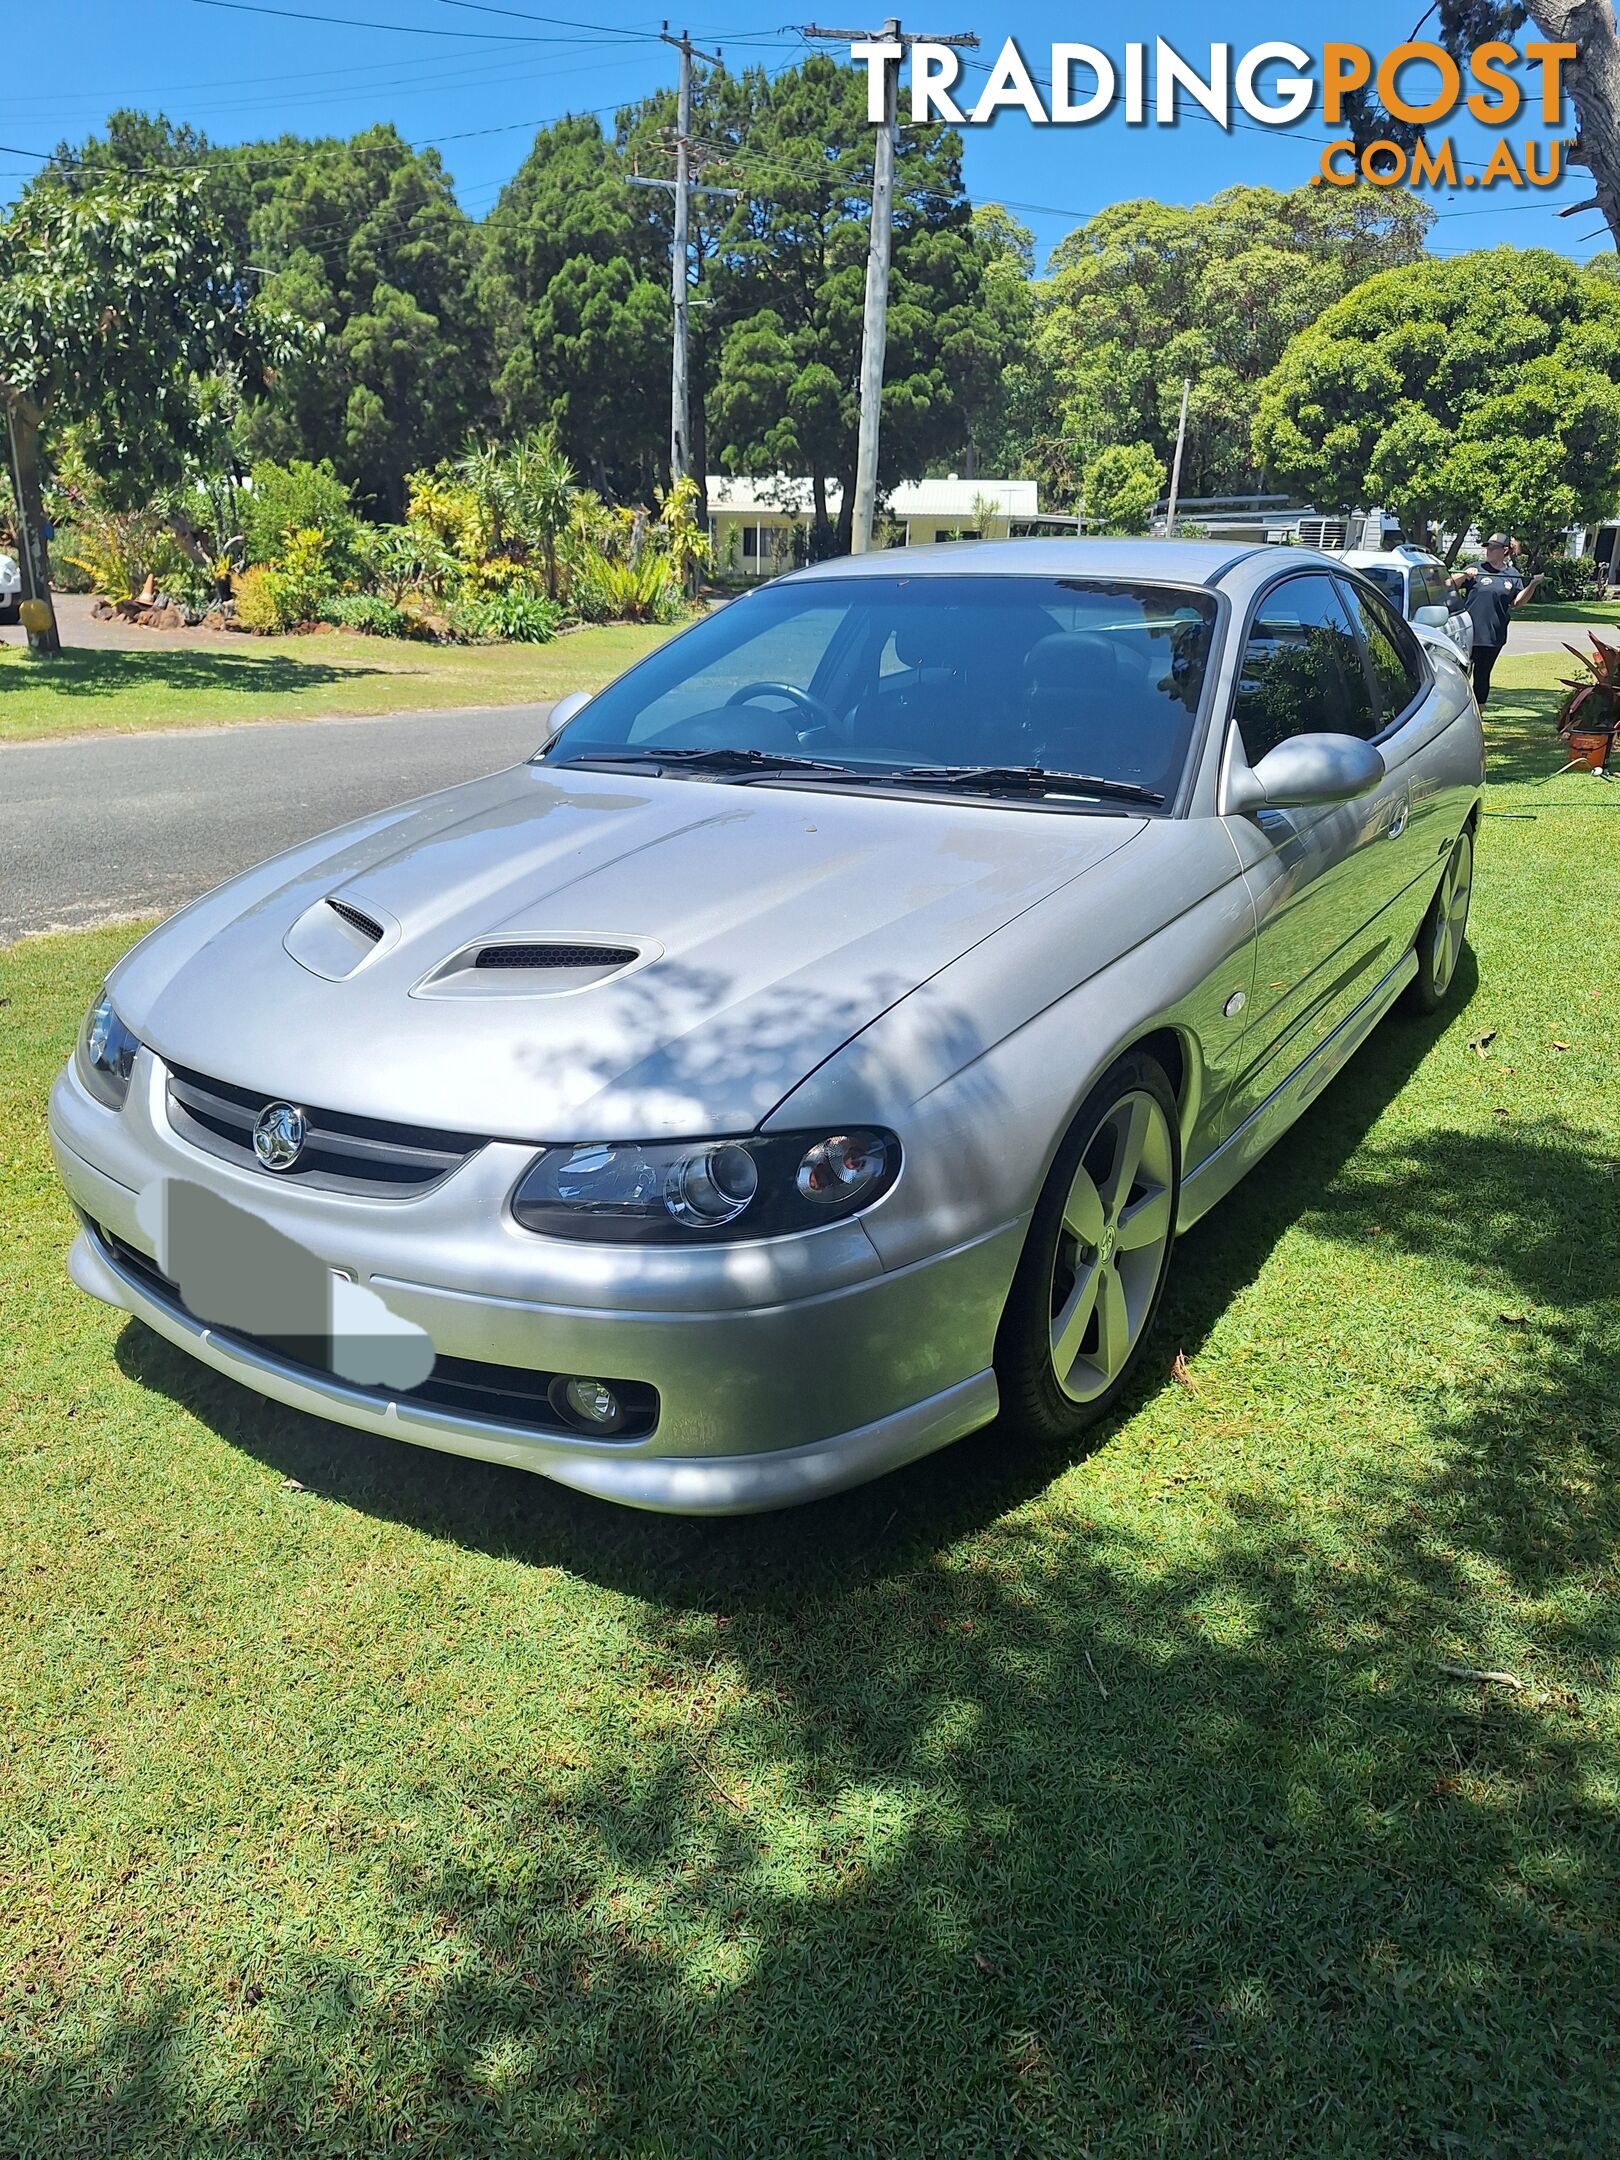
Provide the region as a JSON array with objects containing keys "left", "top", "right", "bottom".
[
  {"left": 628, "top": 28, "right": 734, "bottom": 503},
  {"left": 1164, "top": 377, "right": 1191, "bottom": 540},
  {"left": 802, "top": 22, "right": 977, "bottom": 554}
]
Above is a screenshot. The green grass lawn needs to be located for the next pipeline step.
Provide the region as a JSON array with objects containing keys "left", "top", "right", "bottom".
[
  {"left": 1516, "top": 598, "right": 1620, "bottom": 628},
  {"left": 3, "top": 652, "right": 1618, "bottom": 2155},
  {"left": 0, "top": 622, "right": 681, "bottom": 745}
]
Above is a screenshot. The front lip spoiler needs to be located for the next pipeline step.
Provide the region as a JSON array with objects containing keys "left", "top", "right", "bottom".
[{"left": 69, "top": 1226, "right": 998, "bottom": 1515}]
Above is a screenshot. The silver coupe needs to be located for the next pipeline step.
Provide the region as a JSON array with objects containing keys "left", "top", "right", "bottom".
[{"left": 49, "top": 541, "right": 1483, "bottom": 1512}]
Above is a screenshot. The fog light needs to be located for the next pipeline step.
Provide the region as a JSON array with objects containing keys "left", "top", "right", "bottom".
[{"left": 548, "top": 1374, "right": 624, "bottom": 1434}]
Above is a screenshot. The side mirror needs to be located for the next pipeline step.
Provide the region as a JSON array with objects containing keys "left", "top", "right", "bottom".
[
  {"left": 1226, "top": 733, "right": 1386, "bottom": 815},
  {"left": 536, "top": 689, "right": 592, "bottom": 754},
  {"left": 1413, "top": 603, "right": 1450, "bottom": 629}
]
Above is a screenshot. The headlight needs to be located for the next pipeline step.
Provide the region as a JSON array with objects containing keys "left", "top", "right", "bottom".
[
  {"left": 76, "top": 990, "right": 140, "bottom": 1110},
  {"left": 511, "top": 1128, "right": 899, "bottom": 1243}
]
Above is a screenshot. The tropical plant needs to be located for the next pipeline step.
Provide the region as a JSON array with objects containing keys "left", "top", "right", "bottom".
[
  {"left": 505, "top": 424, "right": 576, "bottom": 600},
  {"left": 574, "top": 548, "right": 682, "bottom": 624},
  {"left": 447, "top": 589, "right": 564, "bottom": 644},
  {"left": 60, "top": 504, "right": 188, "bottom": 604},
  {"left": 354, "top": 519, "right": 454, "bottom": 605},
  {"left": 1557, "top": 634, "right": 1620, "bottom": 741},
  {"left": 658, "top": 474, "right": 713, "bottom": 593},
  {"left": 405, "top": 467, "right": 487, "bottom": 563}
]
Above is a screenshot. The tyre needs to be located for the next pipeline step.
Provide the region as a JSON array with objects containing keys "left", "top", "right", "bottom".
[
  {"left": 0, "top": 600, "right": 19, "bottom": 627},
  {"left": 1403, "top": 825, "right": 1474, "bottom": 1015},
  {"left": 995, "top": 1052, "right": 1180, "bottom": 1447}
]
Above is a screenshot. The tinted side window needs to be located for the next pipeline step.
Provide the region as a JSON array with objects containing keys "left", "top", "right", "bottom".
[
  {"left": 1232, "top": 575, "right": 1377, "bottom": 760},
  {"left": 1341, "top": 580, "right": 1425, "bottom": 726}
]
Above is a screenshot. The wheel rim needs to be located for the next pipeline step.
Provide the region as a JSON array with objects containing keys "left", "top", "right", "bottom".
[
  {"left": 1431, "top": 830, "right": 1473, "bottom": 995},
  {"left": 1049, "top": 1089, "right": 1175, "bottom": 1404}
]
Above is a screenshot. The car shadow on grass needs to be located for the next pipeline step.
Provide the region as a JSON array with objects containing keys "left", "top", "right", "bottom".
[{"left": 115, "top": 954, "right": 1484, "bottom": 1612}]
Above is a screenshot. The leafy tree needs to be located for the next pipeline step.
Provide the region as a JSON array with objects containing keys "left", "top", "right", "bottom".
[
  {"left": 1084, "top": 443, "right": 1165, "bottom": 535},
  {"left": 1032, "top": 186, "right": 1433, "bottom": 512},
  {"left": 1253, "top": 249, "right": 1620, "bottom": 560},
  {"left": 956, "top": 206, "right": 1041, "bottom": 481},
  {"left": 706, "top": 55, "right": 1019, "bottom": 553},
  {"left": 0, "top": 170, "right": 298, "bottom": 653},
  {"left": 237, "top": 126, "right": 494, "bottom": 516},
  {"left": 479, "top": 114, "right": 667, "bottom": 496}
]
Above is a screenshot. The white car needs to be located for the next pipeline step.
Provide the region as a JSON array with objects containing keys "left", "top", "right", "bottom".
[
  {"left": 1336, "top": 547, "right": 1472, "bottom": 665},
  {"left": 0, "top": 552, "right": 21, "bottom": 625}
]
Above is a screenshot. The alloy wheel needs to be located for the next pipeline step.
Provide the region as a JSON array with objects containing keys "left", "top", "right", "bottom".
[
  {"left": 1431, "top": 829, "right": 1474, "bottom": 997},
  {"left": 1049, "top": 1089, "right": 1175, "bottom": 1404}
]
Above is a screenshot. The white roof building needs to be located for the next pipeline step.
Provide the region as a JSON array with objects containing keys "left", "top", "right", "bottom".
[{"left": 706, "top": 474, "right": 1041, "bottom": 577}]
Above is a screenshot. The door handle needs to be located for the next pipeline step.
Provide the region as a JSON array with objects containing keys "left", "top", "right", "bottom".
[{"left": 1385, "top": 803, "right": 1409, "bottom": 841}]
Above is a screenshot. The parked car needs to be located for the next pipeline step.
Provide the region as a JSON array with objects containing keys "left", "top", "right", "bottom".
[
  {"left": 0, "top": 551, "right": 22, "bottom": 625},
  {"left": 51, "top": 542, "right": 1483, "bottom": 1513},
  {"left": 1337, "top": 545, "right": 1473, "bottom": 664}
]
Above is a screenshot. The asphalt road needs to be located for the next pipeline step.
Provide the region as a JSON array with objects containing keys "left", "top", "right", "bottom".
[
  {"left": 2, "top": 701, "right": 554, "bottom": 946},
  {"left": 0, "top": 610, "right": 1601, "bottom": 949}
]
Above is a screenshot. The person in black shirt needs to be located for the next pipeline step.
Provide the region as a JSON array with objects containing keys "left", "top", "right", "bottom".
[{"left": 1448, "top": 534, "right": 1544, "bottom": 706}]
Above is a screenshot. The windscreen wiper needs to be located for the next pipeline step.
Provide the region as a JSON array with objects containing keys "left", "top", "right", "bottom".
[
  {"left": 889, "top": 765, "right": 1165, "bottom": 806},
  {"left": 558, "top": 745, "right": 860, "bottom": 778}
]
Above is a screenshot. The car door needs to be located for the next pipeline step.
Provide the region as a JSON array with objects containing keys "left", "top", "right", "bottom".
[
  {"left": 1336, "top": 574, "right": 1451, "bottom": 957},
  {"left": 1220, "top": 571, "right": 1413, "bottom": 1124}
]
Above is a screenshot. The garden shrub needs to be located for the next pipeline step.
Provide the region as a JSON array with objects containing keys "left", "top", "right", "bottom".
[
  {"left": 447, "top": 590, "right": 564, "bottom": 644},
  {"left": 320, "top": 593, "right": 414, "bottom": 638},
  {"left": 1535, "top": 553, "right": 1600, "bottom": 604},
  {"left": 233, "top": 566, "right": 283, "bottom": 632},
  {"left": 245, "top": 459, "right": 360, "bottom": 574}
]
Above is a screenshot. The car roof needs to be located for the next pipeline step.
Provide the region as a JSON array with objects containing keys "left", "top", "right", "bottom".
[
  {"left": 1338, "top": 549, "right": 1440, "bottom": 570},
  {"left": 775, "top": 536, "right": 1380, "bottom": 600}
]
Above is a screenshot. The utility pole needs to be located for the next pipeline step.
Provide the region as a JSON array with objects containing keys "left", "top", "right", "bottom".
[
  {"left": 1164, "top": 377, "right": 1191, "bottom": 541},
  {"left": 802, "top": 22, "right": 977, "bottom": 553},
  {"left": 628, "top": 28, "right": 734, "bottom": 502}
]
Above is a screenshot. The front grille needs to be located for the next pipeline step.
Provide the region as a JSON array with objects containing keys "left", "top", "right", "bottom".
[
  {"left": 87, "top": 1219, "right": 658, "bottom": 1441},
  {"left": 473, "top": 942, "right": 639, "bottom": 971},
  {"left": 326, "top": 898, "right": 384, "bottom": 944},
  {"left": 166, "top": 1064, "right": 488, "bottom": 1198}
]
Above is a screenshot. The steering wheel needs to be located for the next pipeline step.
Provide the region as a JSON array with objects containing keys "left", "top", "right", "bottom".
[{"left": 724, "top": 681, "right": 839, "bottom": 734}]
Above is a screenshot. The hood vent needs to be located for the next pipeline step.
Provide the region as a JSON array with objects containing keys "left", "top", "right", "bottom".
[
  {"left": 474, "top": 941, "right": 638, "bottom": 971},
  {"left": 327, "top": 897, "right": 384, "bottom": 945},
  {"left": 283, "top": 892, "right": 400, "bottom": 980},
  {"left": 413, "top": 933, "right": 657, "bottom": 1001}
]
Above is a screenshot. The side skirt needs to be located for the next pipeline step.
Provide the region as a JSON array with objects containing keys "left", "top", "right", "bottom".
[{"left": 1177, "top": 947, "right": 1419, "bottom": 1232}]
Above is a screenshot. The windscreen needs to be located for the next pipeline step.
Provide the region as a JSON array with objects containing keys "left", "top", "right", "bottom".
[{"left": 544, "top": 575, "right": 1220, "bottom": 803}]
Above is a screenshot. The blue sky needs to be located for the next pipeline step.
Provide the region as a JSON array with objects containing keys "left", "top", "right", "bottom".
[{"left": 5, "top": 0, "right": 1608, "bottom": 267}]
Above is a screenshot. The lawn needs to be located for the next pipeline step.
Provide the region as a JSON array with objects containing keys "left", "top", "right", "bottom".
[
  {"left": 3, "top": 652, "right": 1618, "bottom": 2156},
  {"left": 0, "top": 622, "right": 681, "bottom": 745},
  {"left": 1516, "top": 598, "right": 1620, "bottom": 628}
]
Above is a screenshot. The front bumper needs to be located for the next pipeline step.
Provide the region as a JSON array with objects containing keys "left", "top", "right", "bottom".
[{"left": 49, "top": 1052, "right": 1016, "bottom": 1512}]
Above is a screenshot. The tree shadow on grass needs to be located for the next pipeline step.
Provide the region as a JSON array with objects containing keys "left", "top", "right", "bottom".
[
  {"left": 25, "top": 955, "right": 1620, "bottom": 2152},
  {"left": 0, "top": 647, "right": 398, "bottom": 701}
]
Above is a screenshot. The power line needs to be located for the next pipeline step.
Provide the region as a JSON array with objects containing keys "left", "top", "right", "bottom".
[{"left": 186, "top": 0, "right": 613, "bottom": 41}]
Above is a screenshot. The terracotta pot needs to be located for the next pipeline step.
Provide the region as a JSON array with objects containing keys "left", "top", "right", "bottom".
[{"left": 1567, "top": 728, "right": 1613, "bottom": 771}]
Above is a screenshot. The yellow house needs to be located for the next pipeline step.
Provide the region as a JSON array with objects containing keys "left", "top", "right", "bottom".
[{"left": 707, "top": 476, "right": 1040, "bottom": 579}]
